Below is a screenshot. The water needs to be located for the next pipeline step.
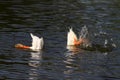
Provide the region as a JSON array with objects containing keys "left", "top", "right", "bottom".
[
  {"left": 0, "top": 0, "right": 120, "bottom": 80},
  {"left": 79, "top": 26, "right": 88, "bottom": 39}
]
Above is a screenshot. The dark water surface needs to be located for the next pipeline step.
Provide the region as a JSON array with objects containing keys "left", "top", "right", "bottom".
[{"left": 0, "top": 0, "right": 120, "bottom": 80}]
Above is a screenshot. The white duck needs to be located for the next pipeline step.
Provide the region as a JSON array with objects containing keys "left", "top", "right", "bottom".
[
  {"left": 67, "top": 28, "right": 84, "bottom": 46},
  {"left": 15, "top": 33, "right": 44, "bottom": 51}
]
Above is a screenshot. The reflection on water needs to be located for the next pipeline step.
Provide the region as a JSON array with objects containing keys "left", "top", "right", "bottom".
[
  {"left": 67, "top": 46, "right": 79, "bottom": 53},
  {"left": 29, "top": 51, "right": 42, "bottom": 67},
  {"left": 64, "top": 49, "right": 84, "bottom": 80},
  {"left": 66, "top": 45, "right": 84, "bottom": 55},
  {"left": 28, "top": 51, "right": 42, "bottom": 80},
  {"left": 64, "top": 48, "right": 111, "bottom": 80},
  {"left": 64, "top": 51, "right": 76, "bottom": 80},
  {"left": 64, "top": 45, "right": 83, "bottom": 80}
]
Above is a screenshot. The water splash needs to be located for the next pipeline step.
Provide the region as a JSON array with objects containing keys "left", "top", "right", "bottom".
[
  {"left": 104, "top": 39, "right": 108, "bottom": 47},
  {"left": 110, "top": 38, "right": 116, "bottom": 48},
  {"left": 79, "top": 25, "right": 89, "bottom": 39},
  {"left": 78, "top": 26, "right": 116, "bottom": 52},
  {"left": 79, "top": 25, "right": 91, "bottom": 48}
]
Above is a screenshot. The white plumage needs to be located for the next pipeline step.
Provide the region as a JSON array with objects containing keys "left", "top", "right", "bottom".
[
  {"left": 30, "top": 33, "right": 44, "bottom": 51},
  {"left": 67, "top": 28, "right": 78, "bottom": 46}
]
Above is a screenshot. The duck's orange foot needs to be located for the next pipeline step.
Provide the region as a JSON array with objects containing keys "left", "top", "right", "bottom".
[
  {"left": 15, "top": 43, "right": 30, "bottom": 49},
  {"left": 73, "top": 38, "right": 83, "bottom": 46}
]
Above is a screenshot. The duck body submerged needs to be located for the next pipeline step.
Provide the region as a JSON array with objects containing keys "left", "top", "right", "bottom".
[
  {"left": 30, "top": 33, "right": 44, "bottom": 51},
  {"left": 67, "top": 28, "right": 84, "bottom": 46},
  {"left": 67, "top": 27, "right": 116, "bottom": 52},
  {"left": 15, "top": 33, "right": 44, "bottom": 51}
]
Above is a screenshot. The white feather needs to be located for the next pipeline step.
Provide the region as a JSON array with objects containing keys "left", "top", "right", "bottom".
[
  {"left": 30, "top": 33, "right": 44, "bottom": 51},
  {"left": 67, "top": 28, "right": 78, "bottom": 45}
]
